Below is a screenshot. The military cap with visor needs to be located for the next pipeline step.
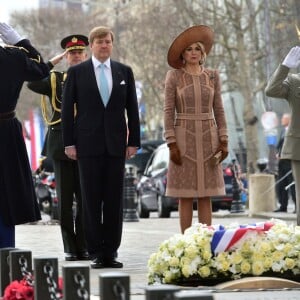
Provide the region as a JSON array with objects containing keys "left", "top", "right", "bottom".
[{"left": 60, "top": 34, "right": 89, "bottom": 51}]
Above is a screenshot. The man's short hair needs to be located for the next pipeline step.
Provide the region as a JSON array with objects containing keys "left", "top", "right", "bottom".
[{"left": 89, "top": 26, "right": 114, "bottom": 44}]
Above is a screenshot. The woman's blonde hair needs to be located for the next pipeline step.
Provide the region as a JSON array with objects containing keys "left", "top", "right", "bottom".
[
  {"left": 197, "top": 42, "right": 207, "bottom": 65},
  {"left": 88, "top": 26, "right": 115, "bottom": 44}
]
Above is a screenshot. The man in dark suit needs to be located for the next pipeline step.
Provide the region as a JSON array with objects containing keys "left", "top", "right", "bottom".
[
  {"left": 61, "top": 26, "right": 140, "bottom": 268},
  {"left": 274, "top": 113, "right": 296, "bottom": 213},
  {"left": 27, "top": 35, "right": 89, "bottom": 261}
]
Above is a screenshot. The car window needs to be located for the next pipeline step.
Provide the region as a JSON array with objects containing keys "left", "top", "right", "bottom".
[
  {"left": 126, "top": 140, "right": 164, "bottom": 175},
  {"left": 151, "top": 146, "right": 169, "bottom": 172}
]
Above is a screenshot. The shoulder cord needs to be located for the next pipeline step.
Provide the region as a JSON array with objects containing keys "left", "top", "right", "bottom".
[
  {"left": 41, "top": 72, "right": 76, "bottom": 125},
  {"left": 5, "top": 45, "right": 42, "bottom": 63},
  {"left": 41, "top": 72, "right": 64, "bottom": 125},
  {"left": 5, "top": 45, "right": 31, "bottom": 55}
]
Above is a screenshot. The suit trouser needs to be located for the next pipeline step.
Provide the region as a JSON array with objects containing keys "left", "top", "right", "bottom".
[
  {"left": 53, "top": 159, "right": 87, "bottom": 254},
  {"left": 78, "top": 154, "right": 125, "bottom": 259},
  {"left": 291, "top": 160, "right": 300, "bottom": 225},
  {"left": 276, "top": 159, "right": 296, "bottom": 210}
]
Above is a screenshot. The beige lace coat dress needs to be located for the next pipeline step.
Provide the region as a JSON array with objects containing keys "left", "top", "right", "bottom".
[{"left": 164, "top": 68, "right": 227, "bottom": 198}]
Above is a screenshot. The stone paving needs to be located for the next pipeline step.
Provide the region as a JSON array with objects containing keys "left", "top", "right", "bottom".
[{"left": 14, "top": 210, "right": 298, "bottom": 299}]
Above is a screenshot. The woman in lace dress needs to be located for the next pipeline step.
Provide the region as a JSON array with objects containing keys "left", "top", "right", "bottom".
[{"left": 164, "top": 25, "right": 228, "bottom": 233}]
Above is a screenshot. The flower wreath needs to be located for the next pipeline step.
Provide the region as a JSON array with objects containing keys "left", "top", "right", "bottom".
[{"left": 148, "top": 219, "right": 300, "bottom": 285}]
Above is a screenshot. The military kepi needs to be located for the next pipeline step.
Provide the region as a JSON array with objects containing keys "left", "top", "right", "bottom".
[{"left": 60, "top": 34, "right": 89, "bottom": 51}]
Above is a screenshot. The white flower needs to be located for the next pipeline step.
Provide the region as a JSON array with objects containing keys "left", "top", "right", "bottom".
[{"left": 147, "top": 220, "right": 300, "bottom": 284}]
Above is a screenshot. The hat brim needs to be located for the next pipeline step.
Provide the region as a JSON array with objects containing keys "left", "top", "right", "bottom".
[{"left": 167, "top": 25, "right": 214, "bottom": 69}]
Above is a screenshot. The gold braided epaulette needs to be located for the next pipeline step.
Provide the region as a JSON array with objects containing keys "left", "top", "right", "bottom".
[
  {"left": 4, "top": 45, "right": 29, "bottom": 53},
  {"left": 41, "top": 71, "right": 61, "bottom": 125},
  {"left": 4, "top": 45, "right": 42, "bottom": 63},
  {"left": 41, "top": 71, "right": 76, "bottom": 125}
]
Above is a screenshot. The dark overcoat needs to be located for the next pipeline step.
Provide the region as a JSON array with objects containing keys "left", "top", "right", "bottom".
[{"left": 0, "top": 39, "right": 50, "bottom": 225}]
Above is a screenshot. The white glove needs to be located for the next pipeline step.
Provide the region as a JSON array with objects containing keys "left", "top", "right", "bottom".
[
  {"left": 282, "top": 46, "right": 300, "bottom": 69},
  {"left": 0, "top": 22, "right": 22, "bottom": 45}
]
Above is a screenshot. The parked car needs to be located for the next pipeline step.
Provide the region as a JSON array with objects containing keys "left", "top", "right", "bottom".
[
  {"left": 125, "top": 139, "right": 164, "bottom": 178},
  {"left": 136, "top": 143, "right": 173, "bottom": 218},
  {"left": 136, "top": 143, "right": 237, "bottom": 218}
]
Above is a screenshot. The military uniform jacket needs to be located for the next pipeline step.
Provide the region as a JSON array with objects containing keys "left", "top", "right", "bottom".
[
  {"left": 265, "top": 64, "right": 300, "bottom": 161},
  {"left": 28, "top": 70, "right": 69, "bottom": 160},
  {"left": 0, "top": 39, "right": 50, "bottom": 225}
]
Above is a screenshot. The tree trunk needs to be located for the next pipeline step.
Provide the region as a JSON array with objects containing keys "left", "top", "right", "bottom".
[{"left": 236, "top": 30, "right": 259, "bottom": 173}]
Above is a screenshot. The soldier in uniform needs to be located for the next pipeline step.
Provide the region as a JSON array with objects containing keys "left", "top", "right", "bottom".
[
  {"left": 265, "top": 46, "right": 300, "bottom": 225},
  {"left": 27, "top": 35, "right": 89, "bottom": 260},
  {"left": 0, "top": 23, "right": 50, "bottom": 247}
]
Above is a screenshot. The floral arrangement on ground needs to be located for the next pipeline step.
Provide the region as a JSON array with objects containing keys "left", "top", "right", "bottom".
[
  {"left": 147, "top": 219, "right": 300, "bottom": 286},
  {"left": 1, "top": 276, "right": 63, "bottom": 300}
]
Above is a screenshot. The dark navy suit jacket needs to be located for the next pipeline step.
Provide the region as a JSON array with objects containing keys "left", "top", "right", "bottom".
[{"left": 61, "top": 58, "right": 140, "bottom": 157}]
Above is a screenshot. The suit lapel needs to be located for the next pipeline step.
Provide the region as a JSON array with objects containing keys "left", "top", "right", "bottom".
[
  {"left": 86, "top": 59, "right": 99, "bottom": 91},
  {"left": 110, "top": 61, "right": 123, "bottom": 102}
]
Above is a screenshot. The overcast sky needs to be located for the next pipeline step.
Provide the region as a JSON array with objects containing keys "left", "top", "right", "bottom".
[{"left": 0, "top": 0, "right": 38, "bottom": 23}]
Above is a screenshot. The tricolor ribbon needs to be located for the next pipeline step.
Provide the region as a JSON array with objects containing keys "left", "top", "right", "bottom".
[{"left": 210, "top": 222, "right": 274, "bottom": 255}]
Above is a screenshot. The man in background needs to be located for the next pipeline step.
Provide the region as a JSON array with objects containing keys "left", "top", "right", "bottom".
[
  {"left": 27, "top": 35, "right": 89, "bottom": 261},
  {"left": 274, "top": 113, "right": 296, "bottom": 213}
]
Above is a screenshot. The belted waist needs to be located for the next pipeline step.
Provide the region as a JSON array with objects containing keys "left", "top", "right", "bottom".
[
  {"left": 176, "top": 112, "right": 214, "bottom": 120},
  {"left": 0, "top": 110, "right": 16, "bottom": 121}
]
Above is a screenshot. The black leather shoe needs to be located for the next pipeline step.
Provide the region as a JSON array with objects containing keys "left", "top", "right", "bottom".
[
  {"left": 273, "top": 208, "right": 287, "bottom": 212},
  {"left": 65, "top": 253, "right": 78, "bottom": 261},
  {"left": 104, "top": 259, "right": 123, "bottom": 268},
  {"left": 91, "top": 257, "right": 123, "bottom": 269},
  {"left": 77, "top": 252, "right": 90, "bottom": 260}
]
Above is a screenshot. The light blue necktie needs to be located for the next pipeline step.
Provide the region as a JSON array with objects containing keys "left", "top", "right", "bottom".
[{"left": 99, "top": 63, "right": 109, "bottom": 106}]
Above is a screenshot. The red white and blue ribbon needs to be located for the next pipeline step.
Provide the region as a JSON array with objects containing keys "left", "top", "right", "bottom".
[{"left": 210, "top": 222, "right": 274, "bottom": 255}]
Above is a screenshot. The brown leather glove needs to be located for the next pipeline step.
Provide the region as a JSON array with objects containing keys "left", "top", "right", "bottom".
[
  {"left": 168, "top": 142, "right": 182, "bottom": 165},
  {"left": 216, "top": 139, "right": 229, "bottom": 162}
]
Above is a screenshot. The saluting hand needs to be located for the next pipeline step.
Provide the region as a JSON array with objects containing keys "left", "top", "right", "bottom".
[
  {"left": 282, "top": 46, "right": 300, "bottom": 69},
  {"left": 49, "top": 50, "right": 67, "bottom": 66},
  {"left": 0, "top": 22, "right": 22, "bottom": 45}
]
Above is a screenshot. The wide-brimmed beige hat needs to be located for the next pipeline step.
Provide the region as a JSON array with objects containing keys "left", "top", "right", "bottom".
[{"left": 167, "top": 25, "right": 214, "bottom": 69}]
